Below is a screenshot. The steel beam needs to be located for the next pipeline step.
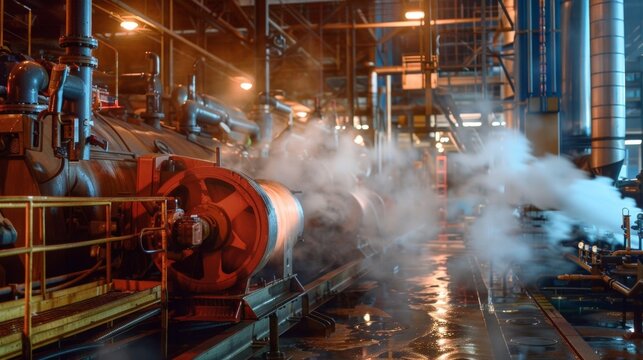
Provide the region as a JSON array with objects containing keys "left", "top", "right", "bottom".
[{"left": 98, "top": 0, "right": 253, "bottom": 81}]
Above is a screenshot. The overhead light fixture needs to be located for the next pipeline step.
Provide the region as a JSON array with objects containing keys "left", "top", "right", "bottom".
[
  {"left": 240, "top": 82, "right": 253, "bottom": 91},
  {"left": 353, "top": 134, "right": 365, "bottom": 146},
  {"left": 462, "top": 121, "right": 482, "bottom": 127},
  {"left": 404, "top": 0, "right": 424, "bottom": 20},
  {"left": 625, "top": 139, "right": 642, "bottom": 145},
  {"left": 295, "top": 111, "right": 308, "bottom": 119},
  {"left": 120, "top": 20, "right": 139, "bottom": 31},
  {"left": 405, "top": 11, "right": 424, "bottom": 20}
]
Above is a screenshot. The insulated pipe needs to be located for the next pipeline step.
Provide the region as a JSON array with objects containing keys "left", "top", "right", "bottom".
[
  {"left": 5, "top": 61, "right": 48, "bottom": 105},
  {"left": 590, "top": 0, "right": 626, "bottom": 179},
  {"left": 59, "top": 0, "right": 97, "bottom": 161},
  {"left": 560, "top": 0, "right": 590, "bottom": 155}
]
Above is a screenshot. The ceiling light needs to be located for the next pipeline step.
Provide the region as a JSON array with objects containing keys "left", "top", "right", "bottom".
[
  {"left": 240, "top": 82, "right": 253, "bottom": 91},
  {"left": 625, "top": 139, "right": 642, "bottom": 145},
  {"left": 405, "top": 10, "right": 424, "bottom": 20},
  {"left": 120, "top": 20, "right": 139, "bottom": 31},
  {"left": 295, "top": 111, "right": 308, "bottom": 119},
  {"left": 354, "top": 134, "right": 365, "bottom": 146},
  {"left": 462, "top": 121, "right": 482, "bottom": 127},
  {"left": 361, "top": 124, "right": 369, "bottom": 130}
]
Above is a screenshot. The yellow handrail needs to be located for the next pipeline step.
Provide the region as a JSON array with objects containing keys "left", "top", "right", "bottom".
[{"left": 0, "top": 195, "right": 169, "bottom": 360}]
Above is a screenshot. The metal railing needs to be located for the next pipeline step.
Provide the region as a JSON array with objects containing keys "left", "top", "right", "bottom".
[{"left": 0, "top": 195, "right": 169, "bottom": 359}]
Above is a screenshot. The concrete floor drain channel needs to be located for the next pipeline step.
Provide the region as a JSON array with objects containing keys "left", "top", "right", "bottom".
[
  {"left": 506, "top": 317, "right": 541, "bottom": 326},
  {"left": 510, "top": 337, "right": 559, "bottom": 346}
]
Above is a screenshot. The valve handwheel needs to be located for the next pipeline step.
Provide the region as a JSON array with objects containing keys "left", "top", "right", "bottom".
[{"left": 157, "top": 166, "right": 278, "bottom": 293}]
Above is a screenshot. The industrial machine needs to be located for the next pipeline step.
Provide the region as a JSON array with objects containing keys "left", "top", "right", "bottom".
[{"left": 0, "top": 1, "right": 392, "bottom": 358}]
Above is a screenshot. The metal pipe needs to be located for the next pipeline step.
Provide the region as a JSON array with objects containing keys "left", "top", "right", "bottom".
[
  {"left": 255, "top": 0, "right": 269, "bottom": 104},
  {"left": 93, "top": 307, "right": 160, "bottom": 342},
  {"left": 557, "top": 274, "right": 602, "bottom": 281},
  {"left": 59, "top": 0, "right": 97, "bottom": 161},
  {"left": 590, "top": 0, "right": 626, "bottom": 179},
  {"left": 62, "top": 75, "right": 86, "bottom": 102},
  {"left": 97, "top": 38, "right": 118, "bottom": 104},
  {"left": 1, "top": 0, "right": 4, "bottom": 47},
  {"left": 12, "top": 1, "right": 30, "bottom": 56},
  {"left": 5, "top": 61, "right": 48, "bottom": 105},
  {"left": 188, "top": 74, "right": 196, "bottom": 101},
  {"left": 560, "top": 0, "right": 590, "bottom": 155},
  {"left": 611, "top": 249, "right": 643, "bottom": 256},
  {"left": 180, "top": 100, "right": 260, "bottom": 137},
  {"left": 346, "top": 3, "right": 355, "bottom": 126},
  {"left": 386, "top": 75, "right": 392, "bottom": 147},
  {"left": 141, "top": 52, "right": 164, "bottom": 129},
  {"left": 98, "top": 1, "right": 252, "bottom": 82},
  {"left": 48, "top": 64, "right": 69, "bottom": 113}
]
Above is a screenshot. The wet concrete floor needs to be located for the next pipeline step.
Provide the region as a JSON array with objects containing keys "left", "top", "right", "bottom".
[{"left": 276, "top": 237, "right": 579, "bottom": 359}]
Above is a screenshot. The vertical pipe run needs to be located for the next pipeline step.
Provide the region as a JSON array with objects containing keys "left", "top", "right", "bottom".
[
  {"left": 346, "top": 3, "right": 355, "bottom": 125},
  {"left": 590, "top": 0, "right": 626, "bottom": 179},
  {"left": 22, "top": 200, "right": 33, "bottom": 360},
  {"left": 255, "top": 0, "right": 272, "bottom": 144},
  {"left": 386, "top": 75, "right": 392, "bottom": 147},
  {"left": 560, "top": 0, "right": 590, "bottom": 156},
  {"left": 105, "top": 204, "right": 112, "bottom": 283},
  {"left": 481, "top": 0, "right": 488, "bottom": 123},
  {"left": 0, "top": 0, "right": 3, "bottom": 47},
  {"left": 160, "top": 200, "right": 168, "bottom": 360},
  {"left": 255, "top": 0, "right": 269, "bottom": 104},
  {"left": 161, "top": 0, "right": 174, "bottom": 92},
  {"left": 423, "top": 0, "right": 433, "bottom": 137},
  {"left": 59, "top": 0, "right": 97, "bottom": 161}
]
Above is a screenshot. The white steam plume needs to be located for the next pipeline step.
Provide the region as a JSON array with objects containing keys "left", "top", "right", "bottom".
[{"left": 451, "top": 129, "right": 639, "bottom": 266}]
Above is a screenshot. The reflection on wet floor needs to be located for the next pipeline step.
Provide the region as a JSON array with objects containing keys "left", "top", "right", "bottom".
[
  {"left": 281, "top": 239, "right": 494, "bottom": 359},
  {"left": 273, "top": 235, "right": 643, "bottom": 359}
]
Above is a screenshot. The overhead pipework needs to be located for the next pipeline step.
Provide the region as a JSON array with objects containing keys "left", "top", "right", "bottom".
[{"left": 589, "top": 0, "right": 626, "bottom": 179}]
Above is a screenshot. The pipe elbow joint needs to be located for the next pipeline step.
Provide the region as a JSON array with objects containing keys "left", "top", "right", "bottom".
[
  {"left": 180, "top": 100, "right": 201, "bottom": 135},
  {"left": 6, "top": 61, "right": 49, "bottom": 104},
  {"left": 145, "top": 52, "right": 161, "bottom": 76}
]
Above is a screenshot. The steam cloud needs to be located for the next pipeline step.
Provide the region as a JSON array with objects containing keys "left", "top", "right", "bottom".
[
  {"left": 251, "top": 119, "right": 440, "bottom": 278},
  {"left": 238, "top": 117, "right": 636, "bottom": 275},
  {"left": 451, "top": 129, "right": 639, "bottom": 266}
]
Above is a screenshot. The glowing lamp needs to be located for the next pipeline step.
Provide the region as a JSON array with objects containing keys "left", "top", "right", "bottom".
[
  {"left": 240, "top": 82, "right": 253, "bottom": 91},
  {"left": 295, "top": 111, "right": 308, "bottom": 119},
  {"left": 120, "top": 20, "right": 139, "bottom": 31},
  {"left": 405, "top": 11, "right": 424, "bottom": 20},
  {"left": 404, "top": 0, "right": 424, "bottom": 20}
]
